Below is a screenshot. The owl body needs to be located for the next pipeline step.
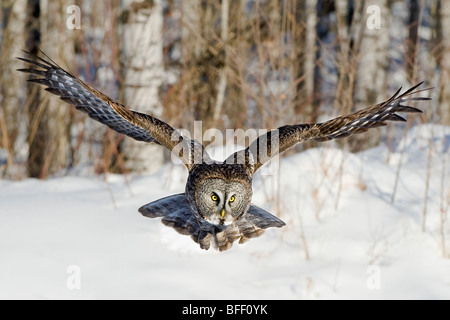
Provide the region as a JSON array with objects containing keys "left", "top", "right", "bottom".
[
  {"left": 18, "top": 52, "right": 431, "bottom": 251},
  {"left": 136, "top": 160, "right": 288, "bottom": 250}
]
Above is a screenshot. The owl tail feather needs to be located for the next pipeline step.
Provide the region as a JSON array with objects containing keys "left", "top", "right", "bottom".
[
  {"left": 213, "top": 205, "right": 286, "bottom": 251},
  {"left": 139, "top": 194, "right": 285, "bottom": 251}
]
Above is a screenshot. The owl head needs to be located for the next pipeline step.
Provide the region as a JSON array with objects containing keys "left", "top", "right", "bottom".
[{"left": 187, "top": 163, "right": 252, "bottom": 226}]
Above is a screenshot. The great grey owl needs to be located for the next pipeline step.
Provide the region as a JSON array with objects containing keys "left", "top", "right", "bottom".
[{"left": 18, "top": 51, "right": 431, "bottom": 251}]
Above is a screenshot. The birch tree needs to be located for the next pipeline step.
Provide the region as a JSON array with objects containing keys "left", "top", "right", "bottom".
[
  {"left": 355, "top": 0, "right": 389, "bottom": 149},
  {"left": 439, "top": 0, "right": 450, "bottom": 125},
  {"left": 35, "top": 0, "right": 75, "bottom": 177},
  {"left": 121, "top": 0, "right": 164, "bottom": 173},
  {"left": 356, "top": 0, "right": 389, "bottom": 105},
  {"left": 25, "top": 0, "right": 45, "bottom": 178},
  {"left": 334, "top": 0, "right": 353, "bottom": 116},
  {"left": 303, "top": 0, "right": 317, "bottom": 114},
  {"left": 0, "top": 0, "right": 27, "bottom": 178},
  {"left": 222, "top": 0, "right": 247, "bottom": 129}
]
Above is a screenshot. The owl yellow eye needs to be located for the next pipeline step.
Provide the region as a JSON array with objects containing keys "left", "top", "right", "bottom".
[
  {"left": 229, "top": 196, "right": 235, "bottom": 203},
  {"left": 211, "top": 194, "right": 218, "bottom": 201}
]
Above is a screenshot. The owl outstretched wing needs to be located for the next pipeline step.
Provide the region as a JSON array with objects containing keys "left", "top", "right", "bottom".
[
  {"left": 139, "top": 193, "right": 285, "bottom": 251},
  {"left": 228, "top": 82, "right": 432, "bottom": 173},
  {"left": 17, "top": 51, "right": 209, "bottom": 170}
]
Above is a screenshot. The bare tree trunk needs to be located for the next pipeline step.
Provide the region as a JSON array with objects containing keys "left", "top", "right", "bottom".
[
  {"left": 180, "top": 0, "right": 222, "bottom": 137},
  {"left": 0, "top": 0, "right": 27, "bottom": 178},
  {"left": 223, "top": 0, "right": 247, "bottom": 129},
  {"left": 304, "top": 0, "right": 317, "bottom": 111},
  {"left": 439, "top": 0, "right": 450, "bottom": 125},
  {"left": 121, "top": 0, "right": 164, "bottom": 174},
  {"left": 334, "top": 0, "right": 354, "bottom": 116},
  {"left": 212, "top": 0, "right": 228, "bottom": 124},
  {"left": 356, "top": 0, "right": 389, "bottom": 104},
  {"left": 355, "top": 0, "right": 389, "bottom": 149},
  {"left": 407, "top": 0, "right": 420, "bottom": 82},
  {"left": 36, "top": 0, "right": 75, "bottom": 177},
  {"left": 25, "top": 0, "right": 45, "bottom": 178},
  {"left": 282, "top": 0, "right": 316, "bottom": 153},
  {"left": 333, "top": 0, "right": 368, "bottom": 151},
  {"left": 69, "top": 0, "right": 122, "bottom": 175}
]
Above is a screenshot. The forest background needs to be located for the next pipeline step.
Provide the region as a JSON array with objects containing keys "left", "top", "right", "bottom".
[{"left": 1, "top": 0, "right": 447, "bottom": 179}]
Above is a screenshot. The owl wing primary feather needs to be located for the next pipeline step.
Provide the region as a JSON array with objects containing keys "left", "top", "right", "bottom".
[
  {"left": 231, "top": 82, "right": 431, "bottom": 174},
  {"left": 17, "top": 51, "right": 208, "bottom": 170}
]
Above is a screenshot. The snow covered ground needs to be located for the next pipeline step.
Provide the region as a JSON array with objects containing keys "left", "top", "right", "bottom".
[{"left": 0, "top": 124, "right": 449, "bottom": 300}]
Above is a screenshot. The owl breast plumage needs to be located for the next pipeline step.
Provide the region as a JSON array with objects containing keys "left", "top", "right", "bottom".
[{"left": 18, "top": 51, "right": 431, "bottom": 251}]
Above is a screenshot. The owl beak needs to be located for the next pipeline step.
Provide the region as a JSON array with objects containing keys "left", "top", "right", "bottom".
[{"left": 220, "top": 208, "right": 225, "bottom": 218}]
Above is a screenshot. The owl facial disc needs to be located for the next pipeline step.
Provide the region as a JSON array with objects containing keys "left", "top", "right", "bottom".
[{"left": 195, "top": 178, "right": 249, "bottom": 226}]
